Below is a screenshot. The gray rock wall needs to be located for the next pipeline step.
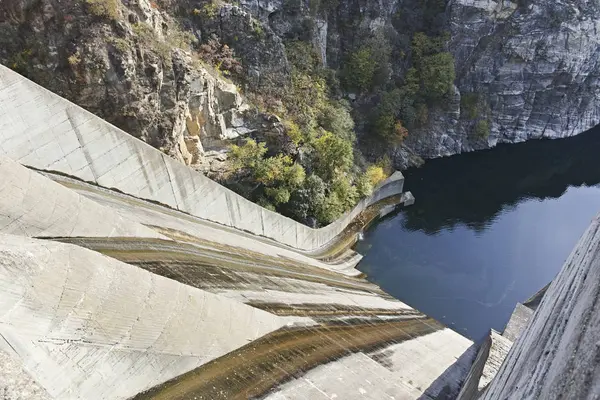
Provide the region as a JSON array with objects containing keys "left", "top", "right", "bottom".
[{"left": 399, "top": 0, "right": 600, "bottom": 165}]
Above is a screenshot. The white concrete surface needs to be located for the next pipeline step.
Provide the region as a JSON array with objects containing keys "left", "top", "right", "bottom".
[
  {"left": 501, "top": 303, "right": 533, "bottom": 342},
  {"left": 46, "top": 172, "right": 366, "bottom": 276},
  {"left": 369, "top": 328, "right": 476, "bottom": 398},
  {"left": 0, "top": 349, "right": 50, "bottom": 400},
  {"left": 214, "top": 287, "right": 414, "bottom": 311},
  {"left": 0, "top": 156, "right": 165, "bottom": 239},
  {"left": 266, "top": 352, "right": 423, "bottom": 400},
  {"left": 0, "top": 234, "right": 296, "bottom": 400},
  {"left": 267, "top": 329, "right": 475, "bottom": 400},
  {"left": 0, "top": 65, "right": 406, "bottom": 252},
  {"left": 456, "top": 330, "right": 513, "bottom": 400},
  {"left": 482, "top": 214, "right": 600, "bottom": 399}
]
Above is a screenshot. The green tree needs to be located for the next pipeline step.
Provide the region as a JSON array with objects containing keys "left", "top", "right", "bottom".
[
  {"left": 286, "top": 174, "right": 326, "bottom": 223},
  {"left": 312, "top": 131, "right": 354, "bottom": 180},
  {"left": 254, "top": 154, "right": 293, "bottom": 185},
  {"left": 331, "top": 176, "right": 358, "bottom": 210},
  {"left": 228, "top": 140, "right": 306, "bottom": 206},
  {"left": 372, "top": 89, "right": 411, "bottom": 144},
  {"left": 421, "top": 52, "right": 455, "bottom": 100},
  {"left": 318, "top": 100, "right": 355, "bottom": 141},
  {"left": 343, "top": 47, "right": 376, "bottom": 92},
  {"left": 316, "top": 191, "right": 345, "bottom": 224},
  {"left": 229, "top": 139, "right": 267, "bottom": 170}
]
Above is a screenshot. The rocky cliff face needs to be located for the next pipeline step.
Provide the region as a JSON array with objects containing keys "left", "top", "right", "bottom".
[
  {"left": 234, "top": 0, "right": 600, "bottom": 168},
  {"left": 400, "top": 0, "right": 600, "bottom": 167},
  {"left": 0, "top": 0, "right": 283, "bottom": 173},
  {"left": 1, "top": 0, "right": 599, "bottom": 172}
]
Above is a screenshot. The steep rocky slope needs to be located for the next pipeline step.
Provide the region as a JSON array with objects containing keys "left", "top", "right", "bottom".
[
  {"left": 2, "top": 0, "right": 598, "bottom": 170},
  {"left": 413, "top": 0, "right": 600, "bottom": 165},
  {"left": 0, "top": 0, "right": 283, "bottom": 173},
  {"left": 234, "top": 0, "right": 600, "bottom": 167}
]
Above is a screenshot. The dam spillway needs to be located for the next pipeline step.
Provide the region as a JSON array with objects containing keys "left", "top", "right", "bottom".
[
  {"left": 0, "top": 65, "right": 474, "bottom": 399},
  {"left": 1, "top": 57, "right": 599, "bottom": 399}
]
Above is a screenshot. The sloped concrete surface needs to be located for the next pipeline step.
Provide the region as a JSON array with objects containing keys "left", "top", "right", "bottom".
[
  {"left": 0, "top": 234, "right": 293, "bottom": 400},
  {"left": 43, "top": 172, "right": 367, "bottom": 276},
  {"left": 267, "top": 329, "right": 475, "bottom": 400},
  {"left": 0, "top": 67, "right": 479, "bottom": 400},
  {"left": 0, "top": 349, "right": 50, "bottom": 400},
  {"left": 456, "top": 331, "right": 513, "bottom": 400},
  {"left": 0, "top": 156, "right": 165, "bottom": 239},
  {"left": 481, "top": 214, "right": 600, "bottom": 399},
  {"left": 0, "top": 65, "right": 407, "bottom": 252},
  {"left": 501, "top": 303, "right": 533, "bottom": 342}
]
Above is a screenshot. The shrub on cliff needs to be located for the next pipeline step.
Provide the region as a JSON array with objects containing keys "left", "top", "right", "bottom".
[
  {"left": 318, "top": 100, "right": 355, "bottom": 142},
  {"left": 407, "top": 33, "right": 456, "bottom": 102},
  {"left": 312, "top": 130, "right": 354, "bottom": 181},
  {"left": 420, "top": 52, "right": 455, "bottom": 100},
  {"left": 228, "top": 139, "right": 306, "bottom": 206},
  {"left": 473, "top": 119, "right": 490, "bottom": 139},
  {"left": 342, "top": 47, "right": 377, "bottom": 92},
  {"left": 198, "top": 35, "right": 243, "bottom": 77},
  {"left": 86, "top": 0, "right": 120, "bottom": 19}
]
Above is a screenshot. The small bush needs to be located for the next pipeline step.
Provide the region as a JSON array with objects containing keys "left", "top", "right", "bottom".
[
  {"left": 199, "top": 35, "right": 243, "bottom": 76},
  {"left": 365, "top": 165, "right": 386, "bottom": 186},
  {"left": 285, "top": 40, "right": 321, "bottom": 73},
  {"left": 473, "top": 119, "right": 490, "bottom": 139},
  {"left": 229, "top": 139, "right": 267, "bottom": 170},
  {"left": 201, "top": 1, "right": 220, "bottom": 18},
  {"left": 461, "top": 93, "right": 480, "bottom": 119},
  {"left": 343, "top": 47, "right": 376, "bottom": 92},
  {"left": 415, "top": 103, "right": 429, "bottom": 126},
  {"left": 85, "top": 0, "right": 119, "bottom": 19},
  {"left": 356, "top": 166, "right": 386, "bottom": 197},
  {"left": 67, "top": 52, "right": 81, "bottom": 66},
  {"left": 284, "top": 120, "right": 303, "bottom": 145},
  {"left": 109, "top": 37, "right": 131, "bottom": 53},
  {"left": 132, "top": 23, "right": 170, "bottom": 61},
  {"left": 318, "top": 99, "right": 355, "bottom": 141}
]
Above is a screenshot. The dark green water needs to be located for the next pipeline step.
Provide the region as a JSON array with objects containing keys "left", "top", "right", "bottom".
[{"left": 356, "top": 127, "right": 600, "bottom": 342}]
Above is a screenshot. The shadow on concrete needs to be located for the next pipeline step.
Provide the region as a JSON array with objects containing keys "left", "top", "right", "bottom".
[{"left": 419, "top": 342, "right": 479, "bottom": 400}]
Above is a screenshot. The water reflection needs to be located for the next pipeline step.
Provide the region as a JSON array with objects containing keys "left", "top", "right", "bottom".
[
  {"left": 401, "top": 128, "right": 600, "bottom": 235},
  {"left": 357, "top": 127, "right": 600, "bottom": 341}
]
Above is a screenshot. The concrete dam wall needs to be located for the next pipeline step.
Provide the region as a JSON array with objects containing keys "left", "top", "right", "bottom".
[
  {"left": 2, "top": 63, "right": 600, "bottom": 400},
  {"left": 478, "top": 214, "right": 600, "bottom": 399},
  {"left": 0, "top": 66, "right": 474, "bottom": 400},
  {"left": 0, "top": 65, "right": 411, "bottom": 252}
]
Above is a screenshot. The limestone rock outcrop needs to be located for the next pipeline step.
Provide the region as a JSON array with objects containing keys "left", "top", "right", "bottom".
[{"left": 0, "top": 0, "right": 257, "bottom": 171}]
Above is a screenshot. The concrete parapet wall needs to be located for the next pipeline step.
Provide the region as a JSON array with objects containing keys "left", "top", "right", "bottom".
[
  {"left": 481, "top": 214, "right": 600, "bottom": 399},
  {"left": 0, "top": 65, "right": 405, "bottom": 252},
  {"left": 0, "top": 234, "right": 290, "bottom": 399}
]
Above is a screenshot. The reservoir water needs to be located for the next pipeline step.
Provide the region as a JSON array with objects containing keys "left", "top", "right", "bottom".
[{"left": 356, "top": 127, "right": 600, "bottom": 342}]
